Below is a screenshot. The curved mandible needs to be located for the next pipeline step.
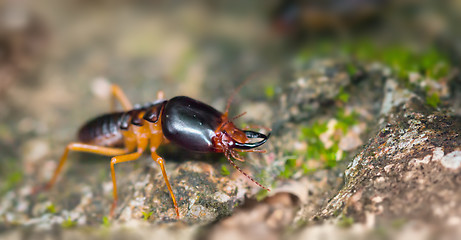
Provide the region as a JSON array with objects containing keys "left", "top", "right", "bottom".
[{"left": 233, "top": 130, "right": 271, "bottom": 149}]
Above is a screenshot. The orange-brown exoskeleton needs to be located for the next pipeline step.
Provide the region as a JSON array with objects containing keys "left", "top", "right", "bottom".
[{"left": 45, "top": 84, "right": 271, "bottom": 219}]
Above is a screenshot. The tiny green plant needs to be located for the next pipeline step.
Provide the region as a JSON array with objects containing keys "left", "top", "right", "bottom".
[
  {"left": 281, "top": 107, "right": 359, "bottom": 178},
  {"left": 336, "top": 87, "right": 350, "bottom": 103},
  {"left": 255, "top": 188, "right": 269, "bottom": 201},
  {"left": 1, "top": 170, "right": 22, "bottom": 195},
  {"left": 102, "top": 216, "right": 111, "bottom": 227},
  {"left": 297, "top": 39, "right": 450, "bottom": 81},
  {"left": 264, "top": 85, "right": 275, "bottom": 99},
  {"left": 280, "top": 158, "right": 297, "bottom": 179},
  {"left": 337, "top": 215, "right": 354, "bottom": 228},
  {"left": 302, "top": 121, "right": 340, "bottom": 168},
  {"left": 46, "top": 203, "right": 56, "bottom": 214},
  {"left": 61, "top": 217, "right": 76, "bottom": 228},
  {"left": 426, "top": 92, "right": 440, "bottom": 108},
  {"left": 220, "top": 165, "right": 230, "bottom": 176},
  {"left": 335, "top": 108, "right": 358, "bottom": 133},
  {"left": 142, "top": 211, "right": 153, "bottom": 221}
]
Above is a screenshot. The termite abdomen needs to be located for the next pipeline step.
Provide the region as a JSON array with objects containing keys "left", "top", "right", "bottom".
[{"left": 77, "top": 112, "right": 125, "bottom": 147}]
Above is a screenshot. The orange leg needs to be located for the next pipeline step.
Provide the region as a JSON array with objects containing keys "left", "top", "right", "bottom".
[
  {"left": 150, "top": 130, "right": 179, "bottom": 218},
  {"left": 230, "top": 150, "right": 246, "bottom": 162},
  {"left": 45, "top": 143, "right": 128, "bottom": 190},
  {"left": 109, "top": 136, "right": 148, "bottom": 217},
  {"left": 111, "top": 84, "right": 133, "bottom": 111},
  {"left": 151, "top": 151, "right": 179, "bottom": 218}
]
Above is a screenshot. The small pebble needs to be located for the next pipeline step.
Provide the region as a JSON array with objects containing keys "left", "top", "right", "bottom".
[
  {"left": 441, "top": 151, "right": 461, "bottom": 170},
  {"left": 91, "top": 77, "right": 111, "bottom": 99}
]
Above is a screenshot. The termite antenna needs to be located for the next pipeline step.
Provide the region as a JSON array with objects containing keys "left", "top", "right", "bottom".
[
  {"left": 231, "top": 111, "right": 247, "bottom": 121},
  {"left": 224, "top": 72, "right": 262, "bottom": 117},
  {"left": 225, "top": 150, "right": 271, "bottom": 191},
  {"left": 219, "top": 111, "right": 247, "bottom": 131}
]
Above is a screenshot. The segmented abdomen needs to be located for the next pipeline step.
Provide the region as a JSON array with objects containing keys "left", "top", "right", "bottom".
[
  {"left": 78, "top": 112, "right": 125, "bottom": 147},
  {"left": 77, "top": 100, "right": 167, "bottom": 147}
]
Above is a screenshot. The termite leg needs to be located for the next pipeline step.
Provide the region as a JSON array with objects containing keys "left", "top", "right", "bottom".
[
  {"left": 109, "top": 137, "right": 148, "bottom": 218},
  {"left": 151, "top": 152, "right": 179, "bottom": 219},
  {"left": 230, "top": 150, "right": 246, "bottom": 162},
  {"left": 150, "top": 133, "right": 179, "bottom": 218},
  {"left": 45, "top": 143, "right": 128, "bottom": 191},
  {"left": 111, "top": 84, "right": 133, "bottom": 111}
]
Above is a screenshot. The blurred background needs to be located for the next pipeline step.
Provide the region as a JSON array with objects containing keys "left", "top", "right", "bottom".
[{"left": 1, "top": 0, "right": 460, "bottom": 238}]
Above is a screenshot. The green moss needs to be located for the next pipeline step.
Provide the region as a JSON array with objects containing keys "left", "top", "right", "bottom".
[
  {"left": 280, "top": 107, "right": 359, "bottom": 175},
  {"left": 255, "top": 188, "right": 269, "bottom": 201},
  {"left": 337, "top": 215, "right": 354, "bottom": 228},
  {"left": 301, "top": 120, "right": 340, "bottom": 168},
  {"left": 336, "top": 87, "right": 350, "bottom": 103},
  {"left": 302, "top": 121, "right": 327, "bottom": 139},
  {"left": 420, "top": 48, "right": 450, "bottom": 79},
  {"left": 345, "top": 63, "right": 358, "bottom": 76},
  {"left": 46, "top": 203, "right": 56, "bottom": 214},
  {"left": 220, "top": 165, "right": 230, "bottom": 176},
  {"left": 426, "top": 92, "right": 440, "bottom": 108},
  {"left": 279, "top": 158, "right": 297, "bottom": 179},
  {"left": 335, "top": 108, "right": 358, "bottom": 133},
  {"left": 346, "top": 41, "right": 450, "bottom": 80},
  {"left": 325, "top": 144, "right": 341, "bottom": 168},
  {"left": 301, "top": 164, "right": 317, "bottom": 175},
  {"left": 0, "top": 170, "right": 23, "bottom": 195},
  {"left": 391, "top": 218, "right": 407, "bottom": 229},
  {"left": 296, "top": 39, "right": 451, "bottom": 81},
  {"left": 61, "top": 217, "right": 76, "bottom": 228},
  {"left": 142, "top": 211, "right": 153, "bottom": 221},
  {"left": 332, "top": 209, "right": 342, "bottom": 217},
  {"left": 295, "top": 40, "right": 334, "bottom": 62},
  {"left": 102, "top": 216, "right": 111, "bottom": 227},
  {"left": 264, "top": 85, "right": 275, "bottom": 99}
]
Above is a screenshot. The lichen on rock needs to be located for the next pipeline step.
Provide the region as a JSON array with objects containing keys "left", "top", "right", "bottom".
[{"left": 314, "top": 87, "right": 461, "bottom": 226}]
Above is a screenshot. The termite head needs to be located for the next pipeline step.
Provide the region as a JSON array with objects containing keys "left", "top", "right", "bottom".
[
  {"left": 161, "top": 96, "right": 270, "bottom": 153},
  {"left": 213, "top": 120, "right": 270, "bottom": 153}
]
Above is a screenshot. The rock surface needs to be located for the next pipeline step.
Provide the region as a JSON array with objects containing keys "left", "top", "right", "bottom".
[{"left": 312, "top": 92, "right": 461, "bottom": 238}]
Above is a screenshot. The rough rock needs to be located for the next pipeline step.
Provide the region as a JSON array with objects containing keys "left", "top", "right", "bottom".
[{"left": 314, "top": 96, "right": 461, "bottom": 226}]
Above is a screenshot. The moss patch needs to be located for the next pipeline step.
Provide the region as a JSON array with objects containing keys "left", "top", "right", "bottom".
[
  {"left": 280, "top": 107, "right": 359, "bottom": 179},
  {"left": 296, "top": 39, "right": 451, "bottom": 81}
]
